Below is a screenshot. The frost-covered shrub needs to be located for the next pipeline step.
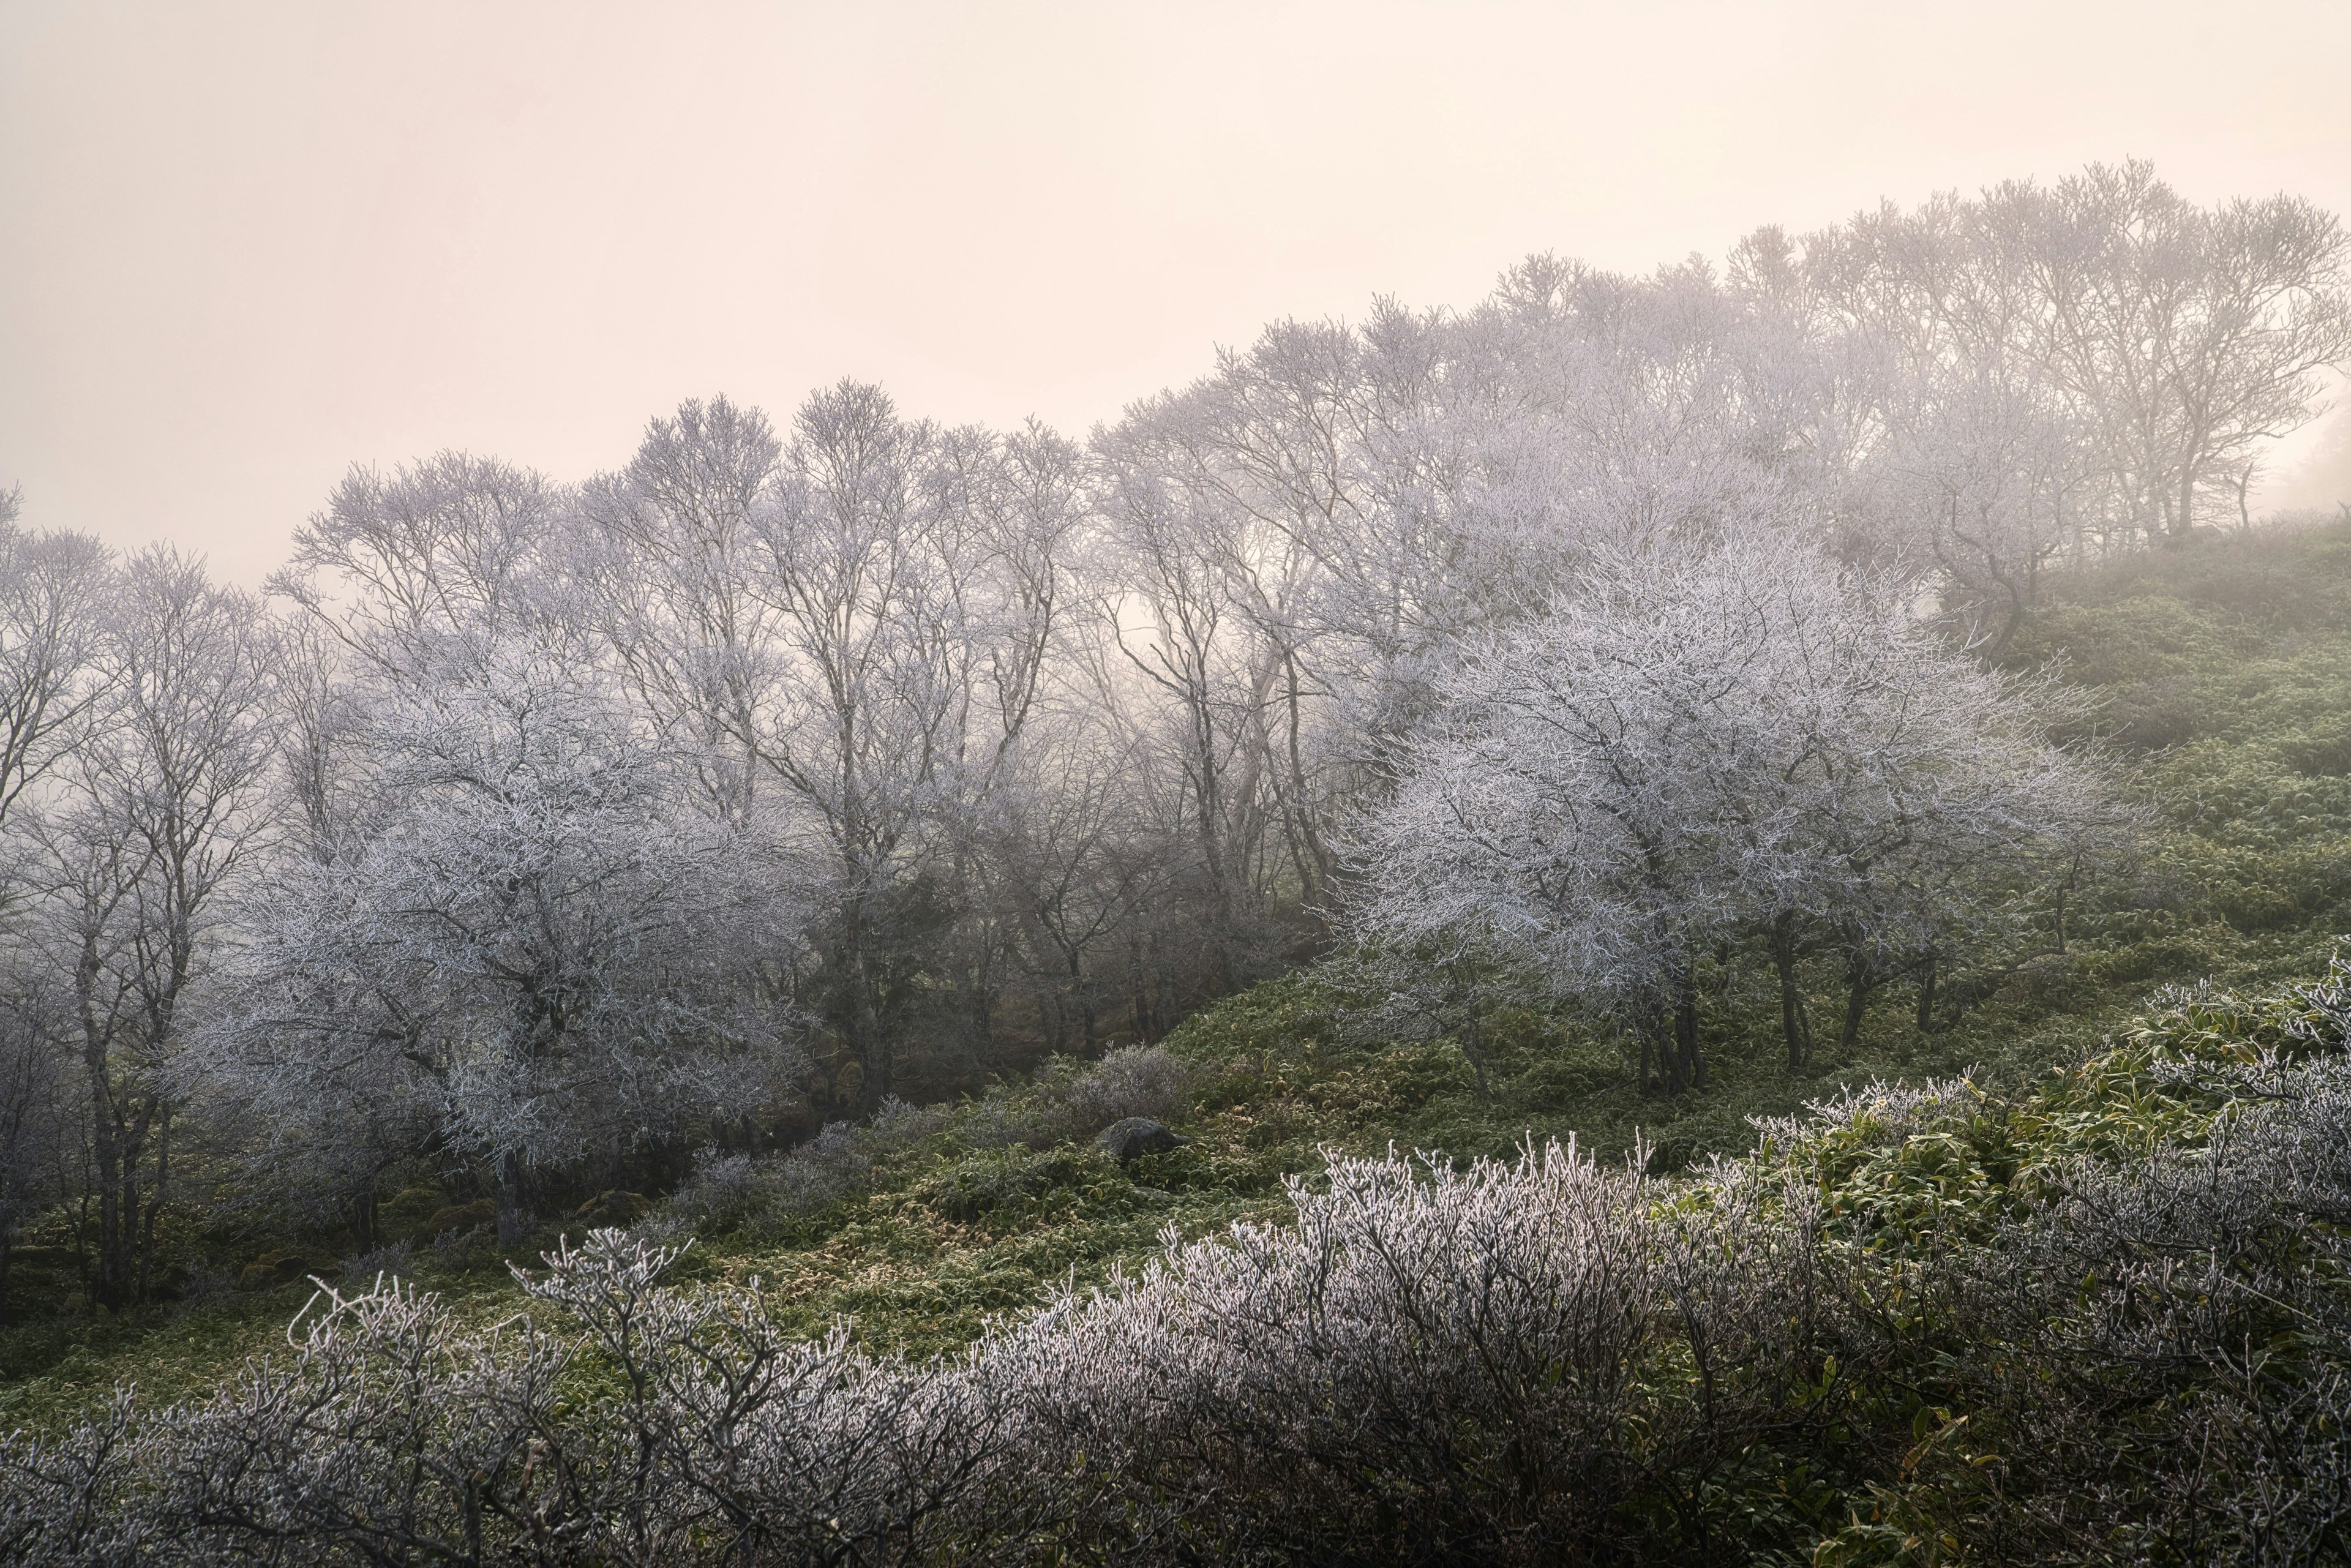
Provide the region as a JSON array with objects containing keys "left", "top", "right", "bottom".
[
  {"left": 14, "top": 989, "right": 2351, "bottom": 1565},
  {"left": 659, "top": 1097, "right": 948, "bottom": 1239},
  {"left": 962, "top": 1045, "right": 1195, "bottom": 1151},
  {"left": 0, "top": 1237, "right": 1013, "bottom": 1567},
  {"left": 981, "top": 1138, "right": 1831, "bottom": 1562},
  {"left": 1850, "top": 1051, "right": 2351, "bottom": 1563},
  {"left": 0, "top": 1145, "right": 1828, "bottom": 1565},
  {"left": 1052, "top": 1045, "right": 1191, "bottom": 1135},
  {"left": 339, "top": 1238, "right": 413, "bottom": 1281}
]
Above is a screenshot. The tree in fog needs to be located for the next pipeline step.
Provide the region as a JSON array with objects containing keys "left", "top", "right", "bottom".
[
  {"left": 0, "top": 519, "right": 113, "bottom": 837},
  {"left": 0, "top": 506, "right": 113, "bottom": 1316},
  {"left": 2023, "top": 162, "right": 2350, "bottom": 544},
  {"left": 981, "top": 711, "right": 1172, "bottom": 1051},
  {"left": 1349, "top": 539, "right": 1788, "bottom": 1093},
  {"left": 658, "top": 385, "right": 1077, "bottom": 1108},
  {"left": 1796, "top": 162, "right": 2351, "bottom": 554},
  {"left": 1349, "top": 532, "right": 2122, "bottom": 1086},
  {"left": 198, "top": 647, "right": 804, "bottom": 1244},
  {"left": 25, "top": 551, "right": 278, "bottom": 1309},
  {"left": 579, "top": 394, "right": 782, "bottom": 827}
]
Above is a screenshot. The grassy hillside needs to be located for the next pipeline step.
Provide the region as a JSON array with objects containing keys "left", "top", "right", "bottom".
[{"left": 9, "top": 517, "right": 2351, "bottom": 1435}]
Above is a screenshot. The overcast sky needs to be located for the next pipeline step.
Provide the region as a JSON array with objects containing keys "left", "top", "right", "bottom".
[{"left": 6, "top": 1, "right": 2350, "bottom": 583}]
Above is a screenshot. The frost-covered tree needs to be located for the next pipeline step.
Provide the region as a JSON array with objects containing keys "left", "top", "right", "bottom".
[
  {"left": 198, "top": 646, "right": 805, "bottom": 1243},
  {"left": 0, "top": 519, "right": 112, "bottom": 843},
  {"left": 26, "top": 550, "right": 279, "bottom": 1308},
  {"left": 1794, "top": 162, "right": 2351, "bottom": 555},
  {"left": 1349, "top": 530, "right": 2123, "bottom": 1086},
  {"left": 0, "top": 508, "right": 114, "bottom": 1316}
]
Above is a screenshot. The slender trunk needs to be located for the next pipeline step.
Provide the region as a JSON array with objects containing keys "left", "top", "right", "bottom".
[
  {"left": 1454, "top": 973, "right": 1490, "bottom": 1098},
  {"left": 1771, "top": 917, "right": 1812, "bottom": 1072},
  {"left": 1128, "top": 934, "right": 1155, "bottom": 1046},
  {"left": 1840, "top": 955, "right": 1876, "bottom": 1053},
  {"left": 847, "top": 913, "right": 890, "bottom": 1116},
  {"left": 493, "top": 1157, "right": 526, "bottom": 1245},
  {"left": 136, "top": 1108, "right": 170, "bottom": 1305},
  {"left": 1281, "top": 651, "right": 1332, "bottom": 902},
  {"left": 1071, "top": 946, "right": 1097, "bottom": 1050},
  {"left": 350, "top": 1182, "right": 380, "bottom": 1255},
  {"left": 1188, "top": 697, "right": 1240, "bottom": 996},
  {"left": 1654, "top": 969, "right": 1701, "bottom": 1096},
  {"left": 1915, "top": 952, "right": 1938, "bottom": 1033},
  {"left": 83, "top": 1059, "right": 146, "bottom": 1312},
  {"left": 1675, "top": 981, "right": 1704, "bottom": 1093}
]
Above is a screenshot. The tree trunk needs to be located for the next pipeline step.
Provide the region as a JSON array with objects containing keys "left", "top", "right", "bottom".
[
  {"left": 83, "top": 1054, "right": 151, "bottom": 1313},
  {"left": 2170, "top": 463, "right": 2199, "bottom": 546},
  {"left": 1453, "top": 972, "right": 1490, "bottom": 1098},
  {"left": 1840, "top": 956, "right": 1877, "bottom": 1053},
  {"left": 1676, "top": 986, "right": 1704, "bottom": 1093},
  {"left": 135, "top": 1109, "right": 170, "bottom": 1305},
  {"left": 1656, "top": 967, "right": 1702, "bottom": 1095},
  {"left": 350, "top": 1182, "right": 381, "bottom": 1254},
  {"left": 1915, "top": 951, "right": 1938, "bottom": 1033},
  {"left": 493, "top": 1157, "right": 527, "bottom": 1245},
  {"left": 849, "top": 928, "right": 891, "bottom": 1117},
  {"left": 1771, "top": 919, "right": 1813, "bottom": 1072}
]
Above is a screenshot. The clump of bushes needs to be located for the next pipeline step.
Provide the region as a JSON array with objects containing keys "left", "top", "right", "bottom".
[
  {"left": 956, "top": 1044, "right": 1194, "bottom": 1151},
  {"left": 6, "top": 975, "right": 2351, "bottom": 1564},
  {"left": 655, "top": 1097, "right": 947, "bottom": 1240},
  {"left": 648, "top": 1046, "right": 1191, "bottom": 1243}
]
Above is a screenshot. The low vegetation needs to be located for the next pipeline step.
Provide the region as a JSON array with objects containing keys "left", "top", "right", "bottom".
[{"left": 7, "top": 961, "right": 2350, "bottom": 1563}]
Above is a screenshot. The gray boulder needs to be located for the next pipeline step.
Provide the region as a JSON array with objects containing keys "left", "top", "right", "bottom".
[{"left": 1093, "top": 1116, "right": 1191, "bottom": 1163}]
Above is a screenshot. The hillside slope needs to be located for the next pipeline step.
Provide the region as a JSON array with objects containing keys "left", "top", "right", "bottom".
[{"left": 7, "top": 518, "right": 2351, "bottom": 1432}]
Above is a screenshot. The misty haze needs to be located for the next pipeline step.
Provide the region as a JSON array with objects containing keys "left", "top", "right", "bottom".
[{"left": 4, "top": 4, "right": 2351, "bottom": 1563}]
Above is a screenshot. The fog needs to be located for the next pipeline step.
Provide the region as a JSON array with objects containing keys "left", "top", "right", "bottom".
[
  {"left": 5, "top": 0, "right": 2349, "bottom": 582},
  {"left": 12, "top": 10, "right": 2351, "bottom": 1561}
]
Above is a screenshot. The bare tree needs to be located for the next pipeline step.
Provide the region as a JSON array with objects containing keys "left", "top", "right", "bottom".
[
  {"left": 1800, "top": 163, "right": 2351, "bottom": 555},
  {"left": 26, "top": 550, "right": 277, "bottom": 1310},
  {"left": 579, "top": 395, "right": 784, "bottom": 827}
]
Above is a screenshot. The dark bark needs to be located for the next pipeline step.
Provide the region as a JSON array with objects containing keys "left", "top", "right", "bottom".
[
  {"left": 349, "top": 1182, "right": 381, "bottom": 1254},
  {"left": 1654, "top": 967, "right": 1703, "bottom": 1095},
  {"left": 1839, "top": 954, "right": 1878, "bottom": 1053},
  {"left": 1676, "top": 988, "right": 1705, "bottom": 1093},
  {"left": 1452, "top": 969, "right": 1490, "bottom": 1098},
  {"left": 493, "top": 1158, "right": 526, "bottom": 1245},
  {"left": 1770, "top": 918, "right": 1813, "bottom": 1072}
]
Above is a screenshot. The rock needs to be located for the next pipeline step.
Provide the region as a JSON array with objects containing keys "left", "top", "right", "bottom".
[{"left": 1093, "top": 1117, "right": 1191, "bottom": 1163}]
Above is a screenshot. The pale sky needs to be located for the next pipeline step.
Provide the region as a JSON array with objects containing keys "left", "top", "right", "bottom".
[{"left": 5, "top": 0, "right": 2349, "bottom": 584}]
